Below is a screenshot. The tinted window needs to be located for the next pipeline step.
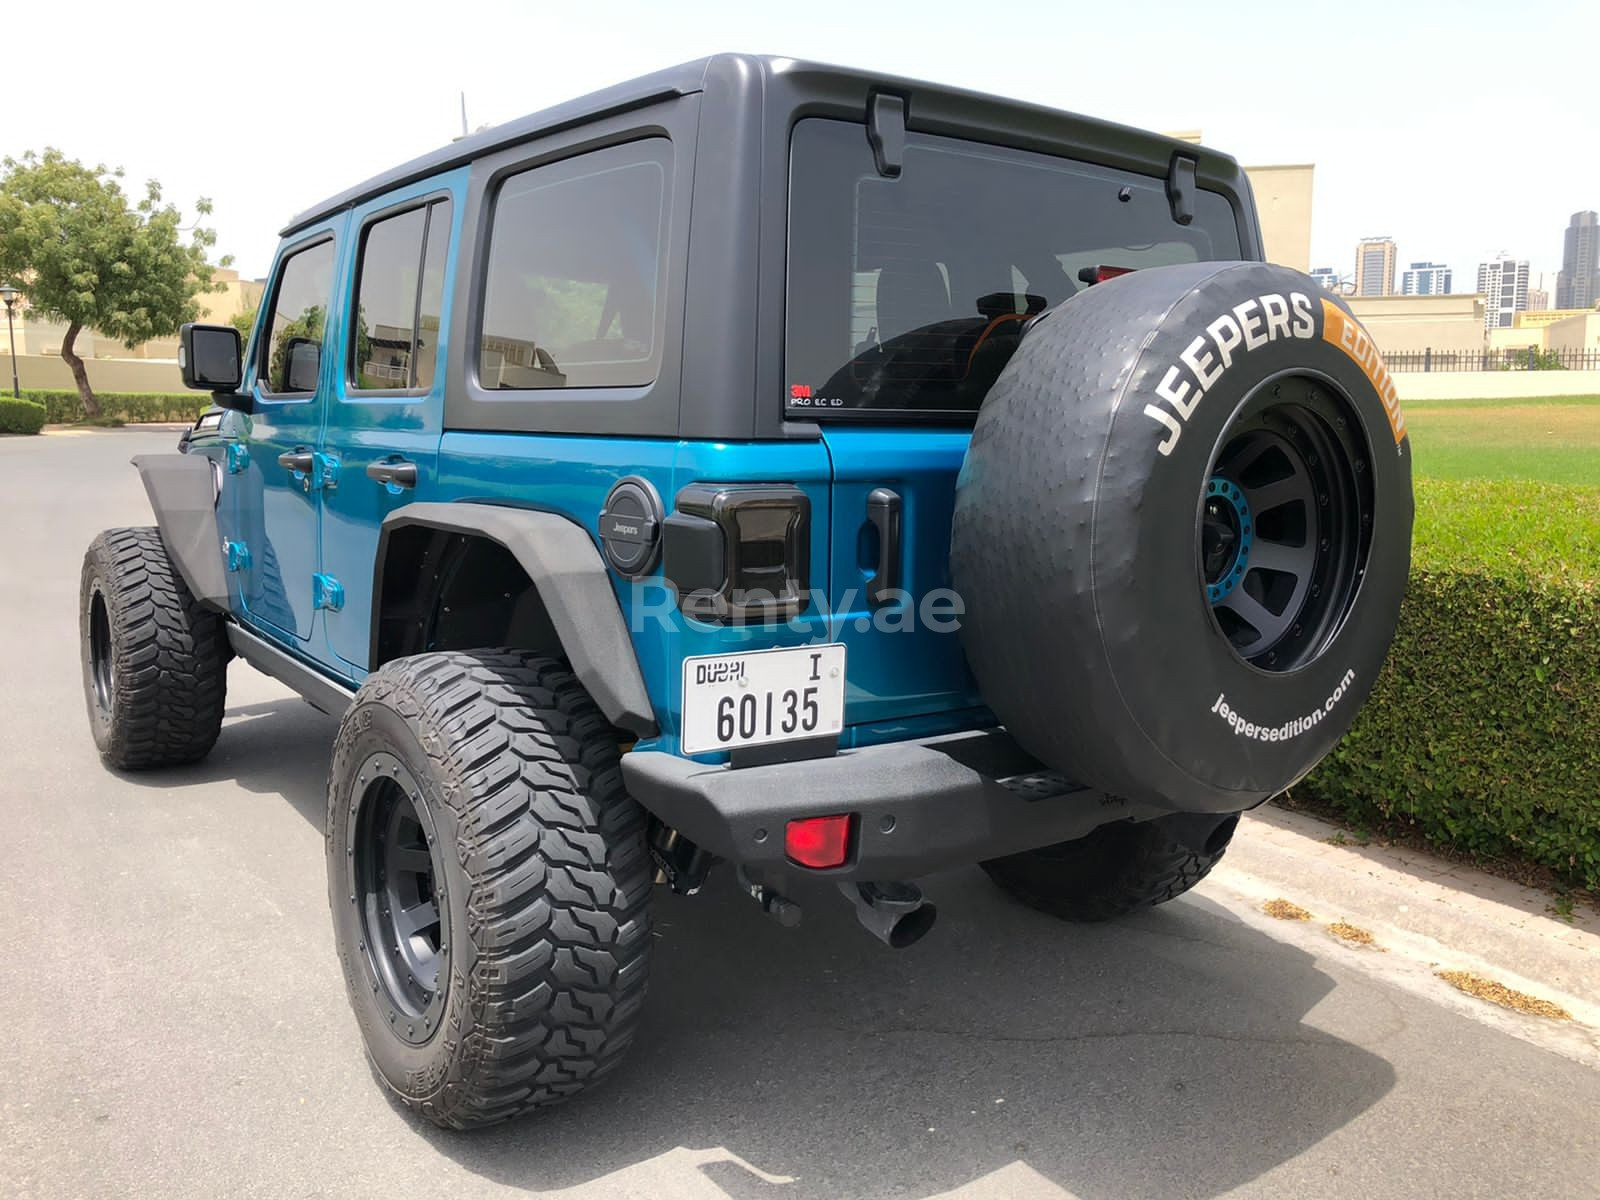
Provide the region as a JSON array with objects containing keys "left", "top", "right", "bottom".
[
  {"left": 785, "top": 120, "right": 1244, "bottom": 418},
  {"left": 350, "top": 199, "right": 452, "bottom": 391},
  {"left": 478, "top": 139, "right": 670, "bottom": 390},
  {"left": 261, "top": 239, "right": 336, "bottom": 394}
]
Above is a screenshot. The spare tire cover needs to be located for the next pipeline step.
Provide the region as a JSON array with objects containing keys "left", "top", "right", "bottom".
[{"left": 951, "top": 261, "right": 1412, "bottom": 812}]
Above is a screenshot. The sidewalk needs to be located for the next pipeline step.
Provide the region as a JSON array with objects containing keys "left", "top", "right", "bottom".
[{"left": 1213, "top": 805, "right": 1600, "bottom": 1045}]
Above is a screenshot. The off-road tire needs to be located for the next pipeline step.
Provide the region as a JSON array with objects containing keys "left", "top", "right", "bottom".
[
  {"left": 982, "top": 813, "right": 1239, "bottom": 922},
  {"left": 79, "top": 527, "right": 228, "bottom": 769},
  {"left": 326, "top": 649, "right": 652, "bottom": 1129}
]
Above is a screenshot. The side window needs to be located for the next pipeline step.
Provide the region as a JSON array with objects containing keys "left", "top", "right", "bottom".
[
  {"left": 261, "top": 239, "right": 336, "bottom": 395},
  {"left": 350, "top": 198, "right": 453, "bottom": 391},
  {"left": 478, "top": 138, "right": 671, "bottom": 390}
]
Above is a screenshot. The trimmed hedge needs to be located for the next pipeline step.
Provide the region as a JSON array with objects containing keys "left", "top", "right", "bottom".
[
  {"left": 22, "top": 389, "right": 203, "bottom": 424},
  {"left": 1299, "top": 479, "right": 1600, "bottom": 893},
  {"left": 0, "top": 396, "right": 48, "bottom": 434}
]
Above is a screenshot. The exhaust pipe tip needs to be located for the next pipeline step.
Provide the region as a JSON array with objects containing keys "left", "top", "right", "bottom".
[{"left": 840, "top": 881, "right": 938, "bottom": 949}]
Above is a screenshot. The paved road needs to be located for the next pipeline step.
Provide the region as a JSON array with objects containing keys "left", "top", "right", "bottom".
[{"left": 4, "top": 428, "right": 1599, "bottom": 1200}]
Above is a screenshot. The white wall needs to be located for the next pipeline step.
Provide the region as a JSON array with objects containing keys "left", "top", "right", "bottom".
[{"left": 1395, "top": 371, "right": 1600, "bottom": 401}]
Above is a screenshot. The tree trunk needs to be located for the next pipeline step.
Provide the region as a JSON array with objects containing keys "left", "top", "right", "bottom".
[{"left": 61, "top": 322, "right": 98, "bottom": 419}]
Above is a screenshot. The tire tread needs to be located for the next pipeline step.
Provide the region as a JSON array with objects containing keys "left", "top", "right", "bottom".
[
  {"left": 329, "top": 649, "right": 650, "bottom": 1129},
  {"left": 81, "top": 527, "right": 227, "bottom": 769}
]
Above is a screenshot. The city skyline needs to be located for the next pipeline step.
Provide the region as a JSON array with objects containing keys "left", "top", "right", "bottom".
[{"left": 1314, "top": 215, "right": 1595, "bottom": 304}]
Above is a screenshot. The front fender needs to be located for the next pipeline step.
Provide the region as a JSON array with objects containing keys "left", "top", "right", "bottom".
[{"left": 131, "top": 453, "right": 230, "bottom": 612}]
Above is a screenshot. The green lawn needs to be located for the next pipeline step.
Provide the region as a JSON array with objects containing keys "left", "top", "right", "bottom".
[
  {"left": 1403, "top": 395, "right": 1600, "bottom": 486},
  {"left": 1400, "top": 396, "right": 1600, "bottom": 583}
]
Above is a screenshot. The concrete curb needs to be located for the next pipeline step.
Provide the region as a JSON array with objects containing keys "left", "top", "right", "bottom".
[{"left": 1214, "top": 806, "right": 1600, "bottom": 1024}]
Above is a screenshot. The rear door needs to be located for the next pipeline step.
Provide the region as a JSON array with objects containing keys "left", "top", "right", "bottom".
[
  {"left": 785, "top": 119, "right": 1245, "bottom": 731},
  {"left": 318, "top": 178, "right": 461, "bottom": 671}
]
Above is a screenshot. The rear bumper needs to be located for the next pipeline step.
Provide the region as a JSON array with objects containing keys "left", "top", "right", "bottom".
[{"left": 621, "top": 728, "right": 1166, "bottom": 884}]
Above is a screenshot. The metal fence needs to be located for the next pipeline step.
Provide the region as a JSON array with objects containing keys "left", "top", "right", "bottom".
[{"left": 1384, "top": 348, "right": 1600, "bottom": 373}]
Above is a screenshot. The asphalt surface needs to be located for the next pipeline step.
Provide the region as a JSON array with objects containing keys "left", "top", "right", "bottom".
[{"left": 5, "top": 427, "right": 1599, "bottom": 1200}]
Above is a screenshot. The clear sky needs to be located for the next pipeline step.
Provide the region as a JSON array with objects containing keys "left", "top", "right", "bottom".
[{"left": 7, "top": 0, "right": 1595, "bottom": 291}]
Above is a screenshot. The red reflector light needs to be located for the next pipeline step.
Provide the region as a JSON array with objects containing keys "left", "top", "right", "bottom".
[
  {"left": 1078, "top": 264, "right": 1135, "bottom": 285},
  {"left": 785, "top": 814, "right": 854, "bottom": 869}
]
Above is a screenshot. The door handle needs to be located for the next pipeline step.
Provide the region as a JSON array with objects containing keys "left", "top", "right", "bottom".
[
  {"left": 277, "top": 449, "right": 314, "bottom": 474},
  {"left": 366, "top": 458, "right": 418, "bottom": 490},
  {"left": 866, "top": 487, "right": 902, "bottom": 607}
]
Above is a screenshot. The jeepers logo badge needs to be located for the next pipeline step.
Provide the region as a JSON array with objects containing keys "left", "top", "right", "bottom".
[
  {"left": 1322, "top": 299, "right": 1406, "bottom": 444},
  {"left": 1143, "top": 291, "right": 1317, "bottom": 457}
]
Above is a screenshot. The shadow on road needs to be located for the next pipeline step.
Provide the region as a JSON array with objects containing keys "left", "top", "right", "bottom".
[
  {"left": 123, "top": 692, "right": 340, "bottom": 827},
  {"left": 426, "top": 878, "right": 1393, "bottom": 1198},
  {"left": 125, "top": 691, "right": 1395, "bottom": 1199}
]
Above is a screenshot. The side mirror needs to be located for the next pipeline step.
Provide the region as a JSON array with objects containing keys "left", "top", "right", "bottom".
[
  {"left": 284, "top": 337, "right": 321, "bottom": 393},
  {"left": 179, "top": 323, "right": 243, "bottom": 391}
]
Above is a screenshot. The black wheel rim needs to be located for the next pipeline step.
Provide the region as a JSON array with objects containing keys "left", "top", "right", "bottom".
[
  {"left": 348, "top": 752, "right": 448, "bottom": 1044},
  {"left": 1200, "top": 375, "right": 1374, "bottom": 671},
  {"left": 89, "top": 588, "right": 114, "bottom": 712}
]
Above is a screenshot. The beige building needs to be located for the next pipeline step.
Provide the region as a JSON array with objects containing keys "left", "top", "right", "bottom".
[
  {"left": 1354, "top": 237, "right": 1397, "bottom": 296},
  {"left": 1513, "top": 307, "right": 1595, "bottom": 329},
  {"left": 1344, "top": 294, "right": 1486, "bottom": 355},
  {"left": 1245, "top": 164, "right": 1313, "bottom": 273},
  {"left": 1545, "top": 312, "right": 1600, "bottom": 353},
  {"left": 1488, "top": 325, "right": 1544, "bottom": 354},
  {"left": 1487, "top": 306, "right": 1600, "bottom": 356}
]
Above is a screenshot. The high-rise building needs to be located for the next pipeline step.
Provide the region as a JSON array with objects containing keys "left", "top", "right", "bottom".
[
  {"left": 1309, "top": 266, "right": 1343, "bottom": 293},
  {"left": 1476, "top": 255, "right": 1531, "bottom": 330},
  {"left": 1555, "top": 211, "right": 1598, "bottom": 309},
  {"left": 1400, "top": 262, "right": 1452, "bottom": 295},
  {"left": 1527, "top": 286, "right": 1550, "bottom": 312},
  {"left": 1354, "top": 237, "right": 1396, "bottom": 296}
]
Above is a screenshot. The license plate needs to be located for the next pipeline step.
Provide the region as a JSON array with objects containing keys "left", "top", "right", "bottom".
[{"left": 680, "top": 644, "right": 847, "bottom": 756}]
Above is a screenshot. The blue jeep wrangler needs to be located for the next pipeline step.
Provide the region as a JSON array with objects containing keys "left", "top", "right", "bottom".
[{"left": 78, "top": 55, "right": 1411, "bottom": 1128}]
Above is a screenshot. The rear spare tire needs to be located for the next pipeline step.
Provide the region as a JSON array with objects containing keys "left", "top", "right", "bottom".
[{"left": 951, "top": 262, "right": 1412, "bottom": 811}]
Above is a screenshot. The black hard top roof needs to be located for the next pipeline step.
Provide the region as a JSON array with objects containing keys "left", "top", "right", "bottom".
[{"left": 282, "top": 53, "right": 1230, "bottom": 237}]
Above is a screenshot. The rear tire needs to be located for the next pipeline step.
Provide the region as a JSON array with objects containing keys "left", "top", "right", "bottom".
[
  {"left": 79, "top": 527, "right": 228, "bottom": 769},
  {"left": 326, "top": 649, "right": 652, "bottom": 1129},
  {"left": 982, "top": 813, "right": 1239, "bottom": 922}
]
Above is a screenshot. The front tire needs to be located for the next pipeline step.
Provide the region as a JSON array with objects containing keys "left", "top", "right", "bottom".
[
  {"left": 326, "top": 650, "right": 652, "bottom": 1129},
  {"left": 79, "top": 527, "right": 228, "bottom": 769},
  {"left": 982, "top": 812, "right": 1239, "bottom": 922}
]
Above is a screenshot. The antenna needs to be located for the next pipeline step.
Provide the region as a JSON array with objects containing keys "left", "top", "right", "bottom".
[{"left": 460, "top": 92, "right": 469, "bottom": 140}]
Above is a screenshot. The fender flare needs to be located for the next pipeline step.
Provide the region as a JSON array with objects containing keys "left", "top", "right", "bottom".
[
  {"left": 131, "top": 453, "right": 231, "bottom": 612},
  {"left": 373, "top": 502, "right": 657, "bottom": 738}
]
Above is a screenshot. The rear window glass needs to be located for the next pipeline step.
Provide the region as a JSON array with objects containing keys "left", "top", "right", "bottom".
[
  {"left": 478, "top": 139, "right": 671, "bottom": 390},
  {"left": 785, "top": 120, "right": 1244, "bottom": 419}
]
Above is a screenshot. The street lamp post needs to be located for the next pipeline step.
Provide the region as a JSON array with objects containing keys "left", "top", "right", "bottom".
[{"left": 0, "top": 285, "right": 20, "bottom": 399}]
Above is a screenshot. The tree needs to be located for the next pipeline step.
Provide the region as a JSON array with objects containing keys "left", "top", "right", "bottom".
[
  {"left": 268, "top": 304, "right": 325, "bottom": 390},
  {"left": 229, "top": 305, "right": 257, "bottom": 344},
  {"left": 0, "top": 150, "right": 227, "bottom": 416}
]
